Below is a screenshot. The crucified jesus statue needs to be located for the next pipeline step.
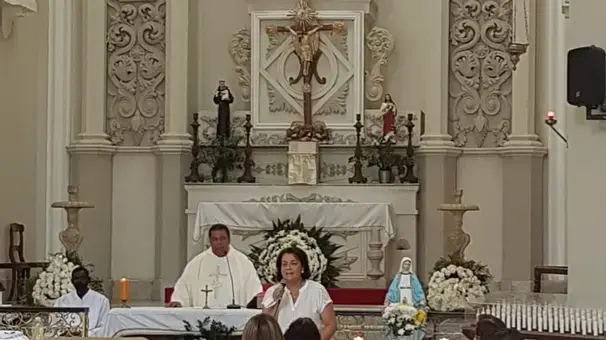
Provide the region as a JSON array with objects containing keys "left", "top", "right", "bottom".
[{"left": 266, "top": 0, "right": 346, "bottom": 142}]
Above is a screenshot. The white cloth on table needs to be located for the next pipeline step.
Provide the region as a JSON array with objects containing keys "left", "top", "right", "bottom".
[
  {"left": 0, "top": 331, "right": 28, "bottom": 340},
  {"left": 261, "top": 280, "right": 332, "bottom": 332},
  {"left": 54, "top": 290, "right": 110, "bottom": 336},
  {"left": 171, "top": 246, "right": 262, "bottom": 308},
  {"left": 100, "top": 307, "right": 260, "bottom": 337},
  {"left": 192, "top": 202, "right": 395, "bottom": 242}
]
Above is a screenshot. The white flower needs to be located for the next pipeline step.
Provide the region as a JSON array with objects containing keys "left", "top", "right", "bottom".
[
  {"left": 427, "top": 264, "right": 489, "bottom": 312},
  {"left": 32, "top": 253, "right": 77, "bottom": 306}
]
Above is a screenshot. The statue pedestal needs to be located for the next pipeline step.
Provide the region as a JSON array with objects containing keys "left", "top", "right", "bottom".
[{"left": 287, "top": 141, "right": 319, "bottom": 185}]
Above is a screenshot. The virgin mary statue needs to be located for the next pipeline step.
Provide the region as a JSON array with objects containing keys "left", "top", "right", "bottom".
[{"left": 385, "top": 257, "right": 425, "bottom": 307}]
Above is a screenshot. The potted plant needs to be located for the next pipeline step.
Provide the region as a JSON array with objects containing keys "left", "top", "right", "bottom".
[
  {"left": 366, "top": 139, "right": 402, "bottom": 183},
  {"left": 201, "top": 135, "right": 244, "bottom": 183}
]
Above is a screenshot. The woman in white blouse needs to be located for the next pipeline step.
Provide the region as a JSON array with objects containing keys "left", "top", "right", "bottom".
[{"left": 262, "top": 247, "right": 337, "bottom": 340}]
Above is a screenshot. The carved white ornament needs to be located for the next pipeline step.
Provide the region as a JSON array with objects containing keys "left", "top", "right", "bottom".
[
  {"left": 449, "top": 0, "right": 512, "bottom": 148},
  {"left": 364, "top": 27, "right": 394, "bottom": 102},
  {"left": 229, "top": 28, "right": 252, "bottom": 103},
  {"left": 0, "top": 0, "right": 37, "bottom": 39},
  {"left": 287, "top": 141, "right": 319, "bottom": 185},
  {"left": 106, "top": 0, "right": 166, "bottom": 146}
]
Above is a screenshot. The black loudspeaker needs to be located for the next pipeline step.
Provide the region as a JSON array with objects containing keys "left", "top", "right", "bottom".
[{"left": 567, "top": 45, "right": 606, "bottom": 107}]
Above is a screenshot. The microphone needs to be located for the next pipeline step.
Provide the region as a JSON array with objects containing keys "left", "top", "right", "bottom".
[
  {"left": 272, "top": 283, "right": 286, "bottom": 318},
  {"left": 225, "top": 253, "right": 241, "bottom": 309}
]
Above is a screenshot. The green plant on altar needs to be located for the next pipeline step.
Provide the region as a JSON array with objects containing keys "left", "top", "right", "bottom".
[
  {"left": 24, "top": 251, "right": 104, "bottom": 306},
  {"left": 365, "top": 138, "right": 402, "bottom": 171},
  {"left": 201, "top": 135, "right": 244, "bottom": 183},
  {"left": 248, "top": 215, "right": 343, "bottom": 287},
  {"left": 184, "top": 317, "right": 237, "bottom": 340}
]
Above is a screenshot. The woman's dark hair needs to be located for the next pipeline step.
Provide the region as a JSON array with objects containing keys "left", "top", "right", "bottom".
[
  {"left": 476, "top": 314, "right": 506, "bottom": 340},
  {"left": 284, "top": 317, "right": 320, "bottom": 340},
  {"left": 487, "top": 328, "right": 524, "bottom": 340},
  {"left": 276, "top": 247, "right": 311, "bottom": 281}
]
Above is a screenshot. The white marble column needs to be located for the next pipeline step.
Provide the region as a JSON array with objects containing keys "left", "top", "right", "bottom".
[
  {"left": 45, "top": 0, "right": 75, "bottom": 254},
  {"left": 506, "top": 0, "right": 541, "bottom": 145},
  {"left": 545, "top": 0, "right": 568, "bottom": 268},
  {"left": 157, "top": 0, "right": 191, "bottom": 147},
  {"left": 418, "top": 0, "right": 453, "bottom": 146},
  {"left": 73, "top": 0, "right": 111, "bottom": 146}
]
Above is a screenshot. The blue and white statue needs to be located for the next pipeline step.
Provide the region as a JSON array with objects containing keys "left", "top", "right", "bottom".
[{"left": 385, "top": 257, "right": 426, "bottom": 307}]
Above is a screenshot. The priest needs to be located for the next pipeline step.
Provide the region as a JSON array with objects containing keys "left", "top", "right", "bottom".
[{"left": 168, "top": 224, "right": 263, "bottom": 308}]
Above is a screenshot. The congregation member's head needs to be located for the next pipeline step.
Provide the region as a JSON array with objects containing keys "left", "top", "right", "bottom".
[
  {"left": 242, "top": 313, "right": 284, "bottom": 340},
  {"left": 276, "top": 246, "right": 311, "bottom": 285},
  {"left": 487, "top": 328, "right": 524, "bottom": 340},
  {"left": 208, "top": 223, "right": 230, "bottom": 257},
  {"left": 476, "top": 314, "right": 506, "bottom": 340},
  {"left": 284, "top": 317, "right": 320, "bottom": 340},
  {"left": 71, "top": 266, "right": 90, "bottom": 292}
]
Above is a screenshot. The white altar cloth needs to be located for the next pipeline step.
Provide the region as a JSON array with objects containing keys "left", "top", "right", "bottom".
[
  {"left": 101, "top": 307, "right": 260, "bottom": 337},
  {"left": 192, "top": 202, "right": 395, "bottom": 242}
]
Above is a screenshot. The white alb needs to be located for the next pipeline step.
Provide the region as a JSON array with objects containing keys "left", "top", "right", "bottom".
[
  {"left": 54, "top": 289, "right": 110, "bottom": 336},
  {"left": 171, "top": 246, "right": 262, "bottom": 308}
]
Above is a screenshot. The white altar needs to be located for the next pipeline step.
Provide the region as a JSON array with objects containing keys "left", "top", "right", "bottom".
[{"left": 185, "top": 184, "right": 419, "bottom": 287}]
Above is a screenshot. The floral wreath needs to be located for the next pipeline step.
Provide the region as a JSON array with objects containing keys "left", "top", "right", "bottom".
[
  {"left": 249, "top": 215, "right": 343, "bottom": 287},
  {"left": 426, "top": 254, "right": 492, "bottom": 312},
  {"left": 28, "top": 251, "right": 104, "bottom": 306}
]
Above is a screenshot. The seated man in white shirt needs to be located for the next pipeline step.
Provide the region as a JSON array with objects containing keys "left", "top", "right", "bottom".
[{"left": 54, "top": 267, "right": 110, "bottom": 336}]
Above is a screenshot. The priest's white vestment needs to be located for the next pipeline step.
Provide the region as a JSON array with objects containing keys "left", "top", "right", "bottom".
[
  {"left": 171, "top": 245, "right": 262, "bottom": 308},
  {"left": 54, "top": 290, "right": 110, "bottom": 336}
]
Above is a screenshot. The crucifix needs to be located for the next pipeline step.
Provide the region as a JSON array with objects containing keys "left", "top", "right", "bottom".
[
  {"left": 265, "top": 0, "right": 346, "bottom": 142},
  {"left": 201, "top": 285, "right": 212, "bottom": 309}
]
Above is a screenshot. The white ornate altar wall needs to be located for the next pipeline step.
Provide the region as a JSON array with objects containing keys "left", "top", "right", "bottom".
[{"left": 0, "top": 0, "right": 578, "bottom": 301}]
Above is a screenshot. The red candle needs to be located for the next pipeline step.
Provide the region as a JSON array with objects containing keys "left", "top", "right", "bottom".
[
  {"left": 119, "top": 278, "right": 129, "bottom": 302},
  {"left": 546, "top": 111, "right": 556, "bottom": 121}
]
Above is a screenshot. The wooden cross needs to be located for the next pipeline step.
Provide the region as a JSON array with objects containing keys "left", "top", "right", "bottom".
[
  {"left": 266, "top": 0, "right": 346, "bottom": 142},
  {"left": 201, "top": 285, "right": 212, "bottom": 309}
]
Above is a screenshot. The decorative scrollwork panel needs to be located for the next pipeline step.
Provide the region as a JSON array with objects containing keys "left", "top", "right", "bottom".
[
  {"left": 106, "top": 0, "right": 166, "bottom": 146},
  {"left": 449, "top": 0, "right": 513, "bottom": 148}
]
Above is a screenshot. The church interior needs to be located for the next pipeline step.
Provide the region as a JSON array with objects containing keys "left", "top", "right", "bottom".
[{"left": 0, "top": 0, "right": 604, "bottom": 338}]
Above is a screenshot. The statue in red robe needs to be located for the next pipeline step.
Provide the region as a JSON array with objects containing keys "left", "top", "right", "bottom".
[{"left": 381, "top": 94, "right": 397, "bottom": 141}]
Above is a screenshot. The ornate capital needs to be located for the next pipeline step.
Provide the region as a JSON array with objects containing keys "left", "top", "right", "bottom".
[{"left": 1, "top": 0, "right": 37, "bottom": 39}]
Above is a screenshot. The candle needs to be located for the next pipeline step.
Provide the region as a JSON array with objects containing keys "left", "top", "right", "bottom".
[
  {"left": 546, "top": 111, "right": 556, "bottom": 121},
  {"left": 120, "top": 278, "right": 129, "bottom": 302}
]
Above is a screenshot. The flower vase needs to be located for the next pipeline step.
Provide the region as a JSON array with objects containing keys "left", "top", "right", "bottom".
[
  {"left": 378, "top": 168, "right": 392, "bottom": 183},
  {"left": 396, "top": 335, "right": 412, "bottom": 340}
]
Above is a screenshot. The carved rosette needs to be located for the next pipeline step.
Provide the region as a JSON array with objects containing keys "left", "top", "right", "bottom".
[
  {"left": 449, "top": 0, "right": 513, "bottom": 147},
  {"left": 365, "top": 27, "right": 394, "bottom": 102},
  {"left": 106, "top": 0, "right": 166, "bottom": 146}
]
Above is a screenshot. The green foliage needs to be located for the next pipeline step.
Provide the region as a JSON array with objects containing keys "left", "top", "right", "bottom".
[
  {"left": 248, "top": 215, "right": 343, "bottom": 288},
  {"left": 201, "top": 135, "right": 244, "bottom": 182},
  {"left": 431, "top": 254, "right": 493, "bottom": 289},
  {"left": 184, "top": 317, "right": 237, "bottom": 340},
  {"left": 365, "top": 140, "right": 402, "bottom": 170}
]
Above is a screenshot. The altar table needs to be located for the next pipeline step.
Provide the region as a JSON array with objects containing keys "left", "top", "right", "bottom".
[{"left": 101, "top": 307, "right": 260, "bottom": 337}]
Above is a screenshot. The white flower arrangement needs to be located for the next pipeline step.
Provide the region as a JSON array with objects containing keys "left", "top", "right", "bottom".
[
  {"left": 427, "top": 264, "right": 487, "bottom": 312},
  {"left": 382, "top": 303, "right": 426, "bottom": 336},
  {"left": 32, "top": 253, "right": 76, "bottom": 306},
  {"left": 257, "top": 229, "right": 328, "bottom": 282}
]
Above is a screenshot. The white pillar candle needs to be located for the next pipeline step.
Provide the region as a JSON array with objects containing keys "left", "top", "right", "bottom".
[
  {"left": 522, "top": 304, "right": 527, "bottom": 330},
  {"left": 564, "top": 307, "right": 570, "bottom": 332},
  {"left": 581, "top": 316, "right": 587, "bottom": 335}
]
